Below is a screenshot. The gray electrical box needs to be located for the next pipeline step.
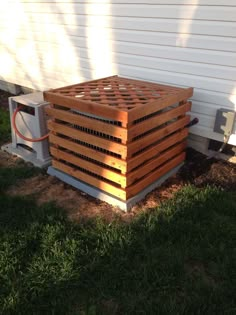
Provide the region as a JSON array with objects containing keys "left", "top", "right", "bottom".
[{"left": 214, "top": 108, "right": 236, "bottom": 137}]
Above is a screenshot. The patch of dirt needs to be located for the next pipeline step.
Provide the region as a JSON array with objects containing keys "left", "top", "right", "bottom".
[
  {"left": 1, "top": 89, "right": 236, "bottom": 222},
  {"left": 7, "top": 172, "right": 123, "bottom": 222},
  {"left": 179, "top": 149, "right": 236, "bottom": 191},
  {"left": 3, "top": 147, "right": 236, "bottom": 222},
  {"left": 0, "top": 150, "right": 29, "bottom": 168}
]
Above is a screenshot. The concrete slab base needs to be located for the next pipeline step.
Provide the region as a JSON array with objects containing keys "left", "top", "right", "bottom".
[
  {"left": 47, "top": 163, "right": 183, "bottom": 211},
  {"left": 1, "top": 143, "right": 51, "bottom": 168}
]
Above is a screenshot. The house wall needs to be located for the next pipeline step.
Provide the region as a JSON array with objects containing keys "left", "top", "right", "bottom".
[{"left": 0, "top": 0, "right": 236, "bottom": 145}]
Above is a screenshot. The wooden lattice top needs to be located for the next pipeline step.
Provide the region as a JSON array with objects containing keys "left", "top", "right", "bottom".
[{"left": 44, "top": 76, "right": 193, "bottom": 122}]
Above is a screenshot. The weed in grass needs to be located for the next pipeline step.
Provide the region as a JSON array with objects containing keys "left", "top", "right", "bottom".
[{"left": 0, "top": 186, "right": 235, "bottom": 314}]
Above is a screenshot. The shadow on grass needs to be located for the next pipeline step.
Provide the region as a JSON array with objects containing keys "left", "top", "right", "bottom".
[
  {"left": 0, "top": 166, "right": 42, "bottom": 193},
  {"left": 0, "top": 186, "right": 236, "bottom": 315}
]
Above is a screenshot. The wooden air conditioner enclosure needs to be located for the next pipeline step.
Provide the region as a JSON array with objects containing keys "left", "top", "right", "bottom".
[{"left": 44, "top": 76, "right": 193, "bottom": 209}]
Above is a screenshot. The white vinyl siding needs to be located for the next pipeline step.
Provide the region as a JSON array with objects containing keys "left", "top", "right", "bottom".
[{"left": 1, "top": 1, "right": 236, "bottom": 144}]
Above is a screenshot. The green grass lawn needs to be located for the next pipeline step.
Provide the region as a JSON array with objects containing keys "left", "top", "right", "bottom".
[
  {"left": 1, "top": 106, "right": 236, "bottom": 314},
  {"left": 0, "top": 185, "right": 236, "bottom": 315}
]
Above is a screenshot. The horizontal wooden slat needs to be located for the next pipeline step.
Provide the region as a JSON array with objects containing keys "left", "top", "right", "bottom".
[
  {"left": 48, "top": 120, "right": 128, "bottom": 158},
  {"left": 50, "top": 147, "right": 127, "bottom": 187},
  {"left": 127, "top": 128, "right": 188, "bottom": 172},
  {"left": 49, "top": 134, "right": 127, "bottom": 173},
  {"left": 46, "top": 107, "right": 128, "bottom": 142},
  {"left": 44, "top": 92, "right": 129, "bottom": 123},
  {"left": 128, "top": 115, "right": 190, "bottom": 157},
  {"left": 128, "top": 89, "right": 193, "bottom": 123},
  {"left": 52, "top": 160, "right": 127, "bottom": 200},
  {"left": 127, "top": 141, "right": 186, "bottom": 186},
  {"left": 127, "top": 152, "right": 185, "bottom": 198},
  {"left": 129, "top": 102, "right": 191, "bottom": 139}
]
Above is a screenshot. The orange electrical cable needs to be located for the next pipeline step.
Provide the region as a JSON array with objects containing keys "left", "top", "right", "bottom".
[{"left": 12, "top": 105, "right": 49, "bottom": 143}]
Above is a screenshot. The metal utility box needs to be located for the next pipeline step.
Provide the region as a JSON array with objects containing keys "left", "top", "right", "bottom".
[
  {"left": 214, "top": 108, "right": 236, "bottom": 137},
  {"left": 1, "top": 92, "right": 51, "bottom": 168}
]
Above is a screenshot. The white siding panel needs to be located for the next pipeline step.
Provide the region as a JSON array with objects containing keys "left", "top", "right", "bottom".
[
  {"left": 0, "top": 1, "right": 236, "bottom": 145},
  {"left": 3, "top": 53, "right": 235, "bottom": 91},
  {"left": 12, "top": 4, "right": 236, "bottom": 22},
  {"left": 1, "top": 36, "right": 235, "bottom": 81},
  {"left": 8, "top": 0, "right": 236, "bottom": 5},
  {"left": 1, "top": 15, "right": 236, "bottom": 37},
  {"left": 115, "top": 64, "right": 235, "bottom": 94},
  {"left": 192, "top": 90, "right": 236, "bottom": 109},
  {"left": 1, "top": 37, "right": 235, "bottom": 67},
  {"left": 192, "top": 101, "right": 227, "bottom": 116},
  {"left": 1, "top": 25, "right": 236, "bottom": 52}
]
